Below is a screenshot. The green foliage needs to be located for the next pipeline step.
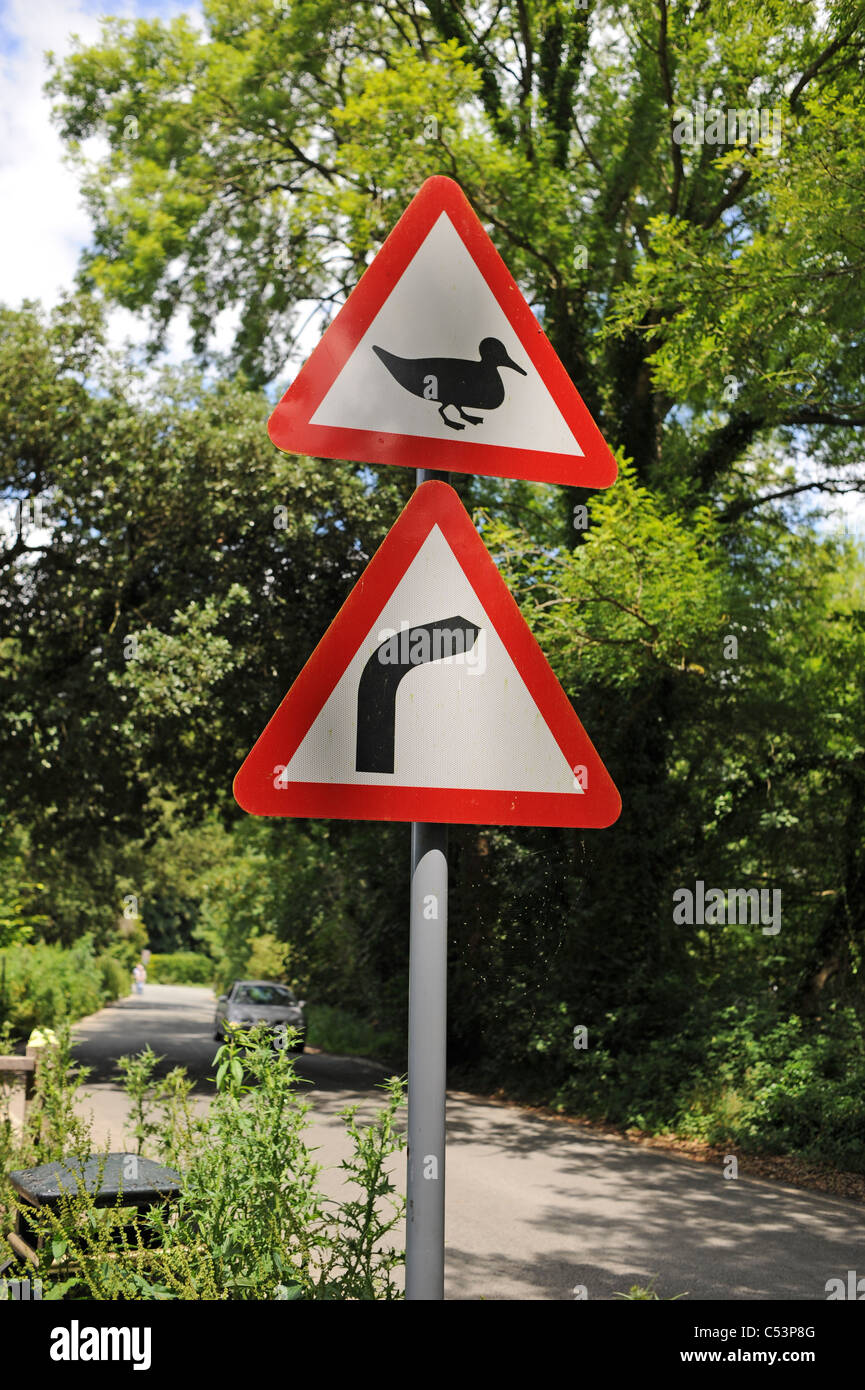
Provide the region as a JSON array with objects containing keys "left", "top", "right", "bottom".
[
  {"left": 96, "top": 953, "right": 131, "bottom": 1002},
  {"left": 613, "top": 1277, "right": 688, "bottom": 1301},
  {"left": 479, "top": 459, "right": 726, "bottom": 688},
  {"left": 306, "top": 1004, "right": 402, "bottom": 1065},
  {"left": 0, "top": 297, "right": 403, "bottom": 868},
  {"left": 243, "top": 933, "right": 291, "bottom": 985},
  {"left": 145, "top": 951, "right": 214, "bottom": 985},
  {"left": 720, "top": 1008, "right": 865, "bottom": 1170},
  {"left": 115, "top": 1046, "right": 163, "bottom": 1156},
  {"left": 0, "top": 939, "right": 127, "bottom": 1036},
  {"left": 109, "top": 920, "right": 149, "bottom": 973},
  {"left": 545, "top": 1004, "right": 865, "bottom": 1173},
  {"left": 3, "top": 1032, "right": 407, "bottom": 1300},
  {"left": 24, "top": 1023, "right": 94, "bottom": 1163},
  {"left": 152, "top": 1034, "right": 406, "bottom": 1301},
  {"left": 0, "top": 826, "right": 49, "bottom": 948},
  {"left": 42, "top": 0, "right": 865, "bottom": 495}
]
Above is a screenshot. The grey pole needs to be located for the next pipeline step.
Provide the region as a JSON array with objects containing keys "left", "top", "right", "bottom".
[
  {"left": 406, "top": 465, "right": 450, "bottom": 1301},
  {"left": 406, "top": 820, "right": 448, "bottom": 1299}
]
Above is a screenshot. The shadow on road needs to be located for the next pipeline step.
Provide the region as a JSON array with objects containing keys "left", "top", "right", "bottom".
[{"left": 444, "top": 1091, "right": 865, "bottom": 1300}]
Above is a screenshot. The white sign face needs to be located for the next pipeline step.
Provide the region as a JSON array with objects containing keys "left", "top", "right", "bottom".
[
  {"left": 311, "top": 214, "right": 583, "bottom": 457},
  {"left": 280, "top": 524, "right": 580, "bottom": 794}
]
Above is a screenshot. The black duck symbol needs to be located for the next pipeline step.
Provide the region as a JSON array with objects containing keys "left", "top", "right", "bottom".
[{"left": 372, "top": 337, "right": 527, "bottom": 431}]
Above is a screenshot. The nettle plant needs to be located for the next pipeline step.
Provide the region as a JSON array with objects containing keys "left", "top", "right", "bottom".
[{"left": 4, "top": 1026, "right": 407, "bottom": 1301}]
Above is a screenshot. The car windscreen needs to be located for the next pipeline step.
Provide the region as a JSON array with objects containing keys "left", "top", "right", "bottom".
[{"left": 233, "top": 985, "right": 296, "bottom": 1006}]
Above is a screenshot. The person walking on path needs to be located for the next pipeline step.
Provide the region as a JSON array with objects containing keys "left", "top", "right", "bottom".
[{"left": 132, "top": 961, "right": 146, "bottom": 995}]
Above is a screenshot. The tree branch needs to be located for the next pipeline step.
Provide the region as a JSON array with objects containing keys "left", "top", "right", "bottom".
[
  {"left": 701, "top": 166, "right": 752, "bottom": 230},
  {"left": 721, "top": 478, "right": 865, "bottom": 523},
  {"left": 656, "top": 0, "right": 684, "bottom": 215},
  {"left": 788, "top": 9, "right": 865, "bottom": 111}
]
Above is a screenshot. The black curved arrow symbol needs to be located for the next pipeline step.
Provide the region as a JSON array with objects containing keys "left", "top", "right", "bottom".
[{"left": 356, "top": 616, "right": 480, "bottom": 774}]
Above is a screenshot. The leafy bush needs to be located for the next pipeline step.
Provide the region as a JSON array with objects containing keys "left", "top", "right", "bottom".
[
  {"left": 0, "top": 938, "right": 127, "bottom": 1037},
  {"left": 145, "top": 951, "right": 214, "bottom": 985},
  {"left": 546, "top": 1003, "right": 865, "bottom": 1172},
  {"left": 97, "top": 953, "right": 130, "bottom": 1003},
  {"left": 107, "top": 920, "right": 149, "bottom": 973},
  {"left": 306, "top": 1003, "right": 402, "bottom": 1064},
  {"left": 730, "top": 1011, "right": 865, "bottom": 1170}
]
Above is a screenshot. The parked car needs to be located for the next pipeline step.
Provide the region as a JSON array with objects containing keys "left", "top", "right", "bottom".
[{"left": 214, "top": 980, "right": 306, "bottom": 1051}]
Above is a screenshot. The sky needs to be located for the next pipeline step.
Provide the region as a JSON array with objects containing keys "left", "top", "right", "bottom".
[
  {"left": 0, "top": 0, "right": 200, "bottom": 356},
  {"left": 0, "top": 0, "right": 861, "bottom": 534},
  {"left": 0, "top": 0, "right": 203, "bottom": 549}
]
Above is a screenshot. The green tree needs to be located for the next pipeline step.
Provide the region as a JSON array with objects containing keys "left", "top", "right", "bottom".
[{"left": 0, "top": 296, "right": 400, "bottom": 938}]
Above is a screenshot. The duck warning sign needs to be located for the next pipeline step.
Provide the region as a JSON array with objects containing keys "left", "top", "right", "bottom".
[{"left": 267, "top": 177, "right": 618, "bottom": 488}]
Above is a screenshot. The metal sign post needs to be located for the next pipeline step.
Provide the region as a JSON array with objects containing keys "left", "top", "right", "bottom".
[
  {"left": 406, "top": 465, "right": 450, "bottom": 1301},
  {"left": 406, "top": 819, "right": 448, "bottom": 1299}
]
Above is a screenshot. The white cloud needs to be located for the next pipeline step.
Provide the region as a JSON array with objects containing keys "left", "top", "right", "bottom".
[
  {"left": 0, "top": 0, "right": 201, "bottom": 354},
  {"left": 0, "top": 1, "right": 105, "bottom": 307}
]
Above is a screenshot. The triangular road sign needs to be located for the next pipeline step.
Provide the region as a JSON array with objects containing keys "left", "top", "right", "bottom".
[
  {"left": 234, "top": 482, "right": 620, "bottom": 827},
  {"left": 268, "top": 177, "right": 617, "bottom": 488}
]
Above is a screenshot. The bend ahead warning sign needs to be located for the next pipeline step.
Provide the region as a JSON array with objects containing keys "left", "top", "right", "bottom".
[
  {"left": 268, "top": 177, "right": 618, "bottom": 488},
  {"left": 234, "top": 483, "right": 620, "bottom": 828}
]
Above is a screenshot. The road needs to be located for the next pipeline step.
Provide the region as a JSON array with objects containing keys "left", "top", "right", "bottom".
[{"left": 71, "top": 984, "right": 865, "bottom": 1301}]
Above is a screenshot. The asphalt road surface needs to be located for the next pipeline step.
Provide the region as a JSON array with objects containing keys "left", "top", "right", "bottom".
[{"left": 71, "top": 984, "right": 865, "bottom": 1301}]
